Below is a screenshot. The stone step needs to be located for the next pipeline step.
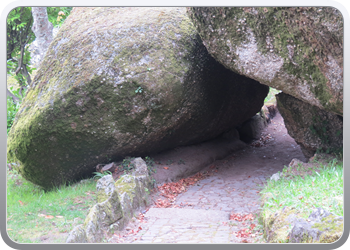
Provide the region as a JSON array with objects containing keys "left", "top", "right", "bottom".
[{"left": 145, "top": 208, "right": 230, "bottom": 223}]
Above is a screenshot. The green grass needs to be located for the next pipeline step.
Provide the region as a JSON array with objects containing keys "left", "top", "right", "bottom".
[
  {"left": 7, "top": 169, "right": 98, "bottom": 243},
  {"left": 260, "top": 157, "right": 343, "bottom": 220}
]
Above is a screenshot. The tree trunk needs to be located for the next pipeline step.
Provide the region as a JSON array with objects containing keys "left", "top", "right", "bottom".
[
  {"left": 7, "top": 88, "right": 20, "bottom": 104},
  {"left": 31, "top": 7, "right": 53, "bottom": 66}
]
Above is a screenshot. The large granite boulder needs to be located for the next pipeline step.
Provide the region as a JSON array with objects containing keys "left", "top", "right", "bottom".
[
  {"left": 188, "top": 7, "right": 343, "bottom": 115},
  {"left": 7, "top": 7, "right": 268, "bottom": 189},
  {"left": 276, "top": 92, "right": 343, "bottom": 158}
]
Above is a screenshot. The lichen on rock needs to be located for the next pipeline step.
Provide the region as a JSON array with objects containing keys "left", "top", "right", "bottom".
[
  {"left": 262, "top": 205, "right": 343, "bottom": 243},
  {"left": 66, "top": 157, "right": 153, "bottom": 243},
  {"left": 187, "top": 7, "right": 343, "bottom": 115},
  {"left": 289, "top": 208, "right": 343, "bottom": 243}
]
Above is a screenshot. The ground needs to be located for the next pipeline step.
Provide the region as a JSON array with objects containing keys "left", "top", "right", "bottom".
[
  {"left": 106, "top": 110, "right": 308, "bottom": 243},
  {"left": 25, "top": 109, "right": 307, "bottom": 243},
  {"left": 148, "top": 110, "right": 306, "bottom": 187}
]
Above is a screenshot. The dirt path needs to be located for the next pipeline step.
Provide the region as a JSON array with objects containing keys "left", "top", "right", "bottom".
[{"left": 108, "top": 111, "right": 307, "bottom": 243}]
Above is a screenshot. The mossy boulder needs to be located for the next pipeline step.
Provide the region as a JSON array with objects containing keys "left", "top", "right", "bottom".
[
  {"left": 66, "top": 158, "right": 153, "bottom": 243},
  {"left": 263, "top": 206, "right": 343, "bottom": 243},
  {"left": 7, "top": 7, "right": 268, "bottom": 189},
  {"left": 276, "top": 92, "right": 342, "bottom": 158},
  {"left": 289, "top": 210, "right": 343, "bottom": 243},
  {"left": 188, "top": 7, "right": 343, "bottom": 115}
]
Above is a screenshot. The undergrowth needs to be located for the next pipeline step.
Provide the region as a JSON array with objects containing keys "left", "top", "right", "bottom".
[
  {"left": 6, "top": 169, "right": 97, "bottom": 243},
  {"left": 7, "top": 156, "right": 158, "bottom": 243},
  {"left": 260, "top": 156, "right": 343, "bottom": 220}
]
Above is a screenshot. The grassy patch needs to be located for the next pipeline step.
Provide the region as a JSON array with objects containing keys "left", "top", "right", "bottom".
[
  {"left": 260, "top": 156, "right": 343, "bottom": 221},
  {"left": 7, "top": 169, "right": 97, "bottom": 243}
]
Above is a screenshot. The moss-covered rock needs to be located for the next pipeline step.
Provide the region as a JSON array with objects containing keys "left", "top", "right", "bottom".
[
  {"left": 276, "top": 92, "right": 342, "bottom": 158},
  {"left": 289, "top": 208, "right": 343, "bottom": 243},
  {"left": 188, "top": 7, "right": 343, "bottom": 115},
  {"left": 7, "top": 7, "right": 268, "bottom": 189},
  {"left": 66, "top": 158, "right": 153, "bottom": 243},
  {"left": 262, "top": 206, "right": 343, "bottom": 243},
  {"left": 263, "top": 206, "right": 299, "bottom": 243}
]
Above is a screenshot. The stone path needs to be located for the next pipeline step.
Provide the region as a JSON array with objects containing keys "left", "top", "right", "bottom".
[{"left": 108, "top": 112, "right": 307, "bottom": 243}]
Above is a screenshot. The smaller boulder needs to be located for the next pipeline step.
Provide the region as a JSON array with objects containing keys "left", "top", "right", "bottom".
[
  {"left": 263, "top": 206, "right": 343, "bottom": 243},
  {"left": 66, "top": 158, "right": 153, "bottom": 243},
  {"left": 100, "top": 162, "right": 118, "bottom": 174},
  {"left": 289, "top": 208, "right": 343, "bottom": 243},
  {"left": 237, "top": 113, "right": 268, "bottom": 142},
  {"left": 270, "top": 172, "right": 281, "bottom": 182}
]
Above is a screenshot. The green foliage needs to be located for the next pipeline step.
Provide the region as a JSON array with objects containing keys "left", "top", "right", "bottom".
[
  {"left": 47, "top": 7, "right": 72, "bottom": 27},
  {"left": 92, "top": 171, "right": 112, "bottom": 180},
  {"left": 144, "top": 156, "right": 157, "bottom": 175},
  {"left": 135, "top": 86, "right": 143, "bottom": 94},
  {"left": 7, "top": 7, "right": 35, "bottom": 81},
  {"left": 260, "top": 159, "right": 343, "bottom": 219},
  {"left": 7, "top": 7, "right": 72, "bottom": 80},
  {"left": 264, "top": 87, "right": 281, "bottom": 104},
  {"left": 120, "top": 157, "right": 135, "bottom": 172},
  {"left": 7, "top": 86, "right": 26, "bottom": 134},
  {"left": 6, "top": 7, "right": 72, "bottom": 135},
  {"left": 178, "top": 158, "right": 186, "bottom": 165}
]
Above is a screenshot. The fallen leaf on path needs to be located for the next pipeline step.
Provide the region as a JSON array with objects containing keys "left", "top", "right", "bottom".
[
  {"left": 163, "top": 167, "right": 169, "bottom": 170},
  {"left": 230, "top": 213, "right": 254, "bottom": 221},
  {"left": 155, "top": 171, "right": 210, "bottom": 208}
]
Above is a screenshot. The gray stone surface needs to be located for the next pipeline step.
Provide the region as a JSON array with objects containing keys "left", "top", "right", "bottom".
[
  {"left": 288, "top": 208, "right": 343, "bottom": 243},
  {"left": 187, "top": 7, "right": 343, "bottom": 116},
  {"left": 66, "top": 158, "right": 153, "bottom": 243},
  {"left": 146, "top": 208, "right": 229, "bottom": 222},
  {"left": 238, "top": 114, "right": 268, "bottom": 142},
  {"left": 277, "top": 92, "right": 343, "bottom": 158}
]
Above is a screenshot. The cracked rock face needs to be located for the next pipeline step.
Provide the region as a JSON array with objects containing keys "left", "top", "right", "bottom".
[
  {"left": 7, "top": 7, "right": 268, "bottom": 189},
  {"left": 188, "top": 7, "right": 343, "bottom": 115}
]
